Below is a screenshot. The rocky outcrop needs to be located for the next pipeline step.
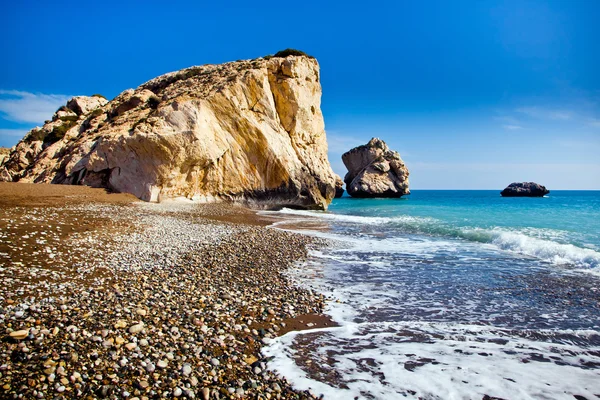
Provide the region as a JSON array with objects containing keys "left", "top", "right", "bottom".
[
  {"left": 0, "top": 54, "right": 337, "bottom": 209},
  {"left": 341, "top": 138, "right": 409, "bottom": 198},
  {"left": 66, "top": 96, "right": 108, "bottom": 116},
  {"left": 334, "top": 175, "right": 344, "bottom": 198},
  {"left": 0, "top": 148, "right": 9, "bottom": 164},
  {"left": 501, "top": 182, "right": 549, "bottom": 197},
  {"left": 0, "top": 148, "right": 10, "bottom": 181}
]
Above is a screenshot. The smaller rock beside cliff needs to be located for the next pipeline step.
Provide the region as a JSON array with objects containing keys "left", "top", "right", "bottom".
[
  {"left": 501, "top": 182, "right": 549, "bottom": 197},
  {"left": 341, "top": 138, "right": 409, "bottom": 198},
  {"left": 334, "top": 175, "right": 345, "bottom": 198}
]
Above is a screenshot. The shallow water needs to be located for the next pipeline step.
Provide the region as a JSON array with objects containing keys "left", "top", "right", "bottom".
[{"left": 262, "top": 190, "right": 600, "bottom": 399}]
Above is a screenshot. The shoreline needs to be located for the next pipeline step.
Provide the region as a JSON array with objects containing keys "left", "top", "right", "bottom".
[{"left": 0, "top": 183, "right": 335, "bottom": 399}]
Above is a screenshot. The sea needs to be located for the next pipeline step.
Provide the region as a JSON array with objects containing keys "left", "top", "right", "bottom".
[{"left": 261, "top": 190, "right": 600, "bottom": 399}]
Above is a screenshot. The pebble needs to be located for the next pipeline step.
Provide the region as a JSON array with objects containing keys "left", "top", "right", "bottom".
[
  {"left": 128, "top": 322, "right": 144, "bottom": 334},
  {"left": 201, "top": 388, "right": 210, "bottom": 400},
  {"left": 114, "top": 320, "right": 127, "bottom": 329},
  {"left": 0, "top": 201, "right": 330, "bottom": 399},
  {"left": 9, "top": 330, "right": 29, "bottom": 340}
]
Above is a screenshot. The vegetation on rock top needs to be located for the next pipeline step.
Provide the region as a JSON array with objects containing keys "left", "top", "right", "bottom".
[{"left": 272, "top": 49, "right": 315, "bottom": 59}]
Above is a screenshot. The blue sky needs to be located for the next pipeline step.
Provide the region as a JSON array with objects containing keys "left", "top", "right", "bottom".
[{"left": 1, "top": 0, "right": 598, "bottom": 189}]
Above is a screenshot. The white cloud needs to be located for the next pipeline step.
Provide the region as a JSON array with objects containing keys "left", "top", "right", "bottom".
[
  {"left": 326, "top": 131, "right": 367, "bottom": 154},
  {"left": 503, "top": 124, "right": 523, "bottom": 130},
  {"left": 554, "top": 139, "right": 600, "bottom": 152},
  {"left": 0, "top": 90, "right": 71, "bottom": 124},
  {"left": 493, "top": 115, "right": 525, "bottom": 130},
  {"left": 516, "top": 106, "right": 572, "bottom": 120},
  {"left": 494, "top": 115, "right": 520, "bottom": 124},
  {"left": 0, "top": 129, "right": 27, "bottom": 138},
  {"left": 409, "top": 162, "right": 600, "bottom": 190}
]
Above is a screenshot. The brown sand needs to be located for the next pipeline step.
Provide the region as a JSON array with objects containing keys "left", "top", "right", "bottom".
[{"left": 0, "top": 182, "right": 138, "bottom": 207}]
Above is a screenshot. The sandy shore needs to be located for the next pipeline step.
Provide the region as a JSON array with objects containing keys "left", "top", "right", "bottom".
[{"left": 0, "top": 183, "right": 335, "bottom": 399}]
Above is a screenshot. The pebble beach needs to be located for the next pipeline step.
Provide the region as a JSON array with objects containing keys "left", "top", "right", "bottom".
[{"left": 0, "top": 183, "right": 334, "bottom": 399}]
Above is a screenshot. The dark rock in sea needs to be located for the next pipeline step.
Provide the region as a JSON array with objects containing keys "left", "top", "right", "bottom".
[
  {"left": 500, "top": 182, "right": 549, "bottom": 197},
  {"left": 341, "top": 137, "right": 409, "bottom": 198}
]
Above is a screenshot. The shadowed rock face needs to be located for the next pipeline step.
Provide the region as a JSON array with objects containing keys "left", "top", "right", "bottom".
[
  {"left": 341, "top": 138, "right": 409, "bottom": 198},
  {"left": 501, "top": 182, "right": 550, "bottom": 197},
  {"left": 0, "top": 55, "right": 337, "bottom": 210},
  {"left": 334, "top": 175, "right": 345, "bottom": 198}
]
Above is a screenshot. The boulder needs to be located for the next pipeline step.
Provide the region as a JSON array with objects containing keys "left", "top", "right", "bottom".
[
  {"left": 334, "top": 175, "right": 344, "bottom": 198},
  {"left": 501, "top": 182, "right": 549, "bottom": 197},
  {"left": 341, "top": 138, "right": 409, "bottom": 198},
  {"left": 0, "top": 54, "right": 337, "bottom": 209},
  {"left": 66, "top": 96, "right": 108, "bottom": 116}
]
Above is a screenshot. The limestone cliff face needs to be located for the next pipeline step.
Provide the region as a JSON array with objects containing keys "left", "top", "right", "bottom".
[
  {"left": 342, "top": 138, "right": 409, "bottom": 198},
  {"left": 0, "top": 55, "right": 337, "bottom": 209}
]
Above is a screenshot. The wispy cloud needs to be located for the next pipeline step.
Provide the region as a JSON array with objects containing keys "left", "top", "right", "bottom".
[
  {"left": 408, "top": 162, "right": 600, "bottom": 189},
  {"left": 494, "top": 115, "right": 520, "bottom": 125},
  {"left": 502, "top": 124, "right": 523, "bottom": 130},
  {"left": 493, "top": 115, "right": 524, "bottom": 130},
  {"left": 554, "top": 138, "right": 600, "bottom": 152},
  {"left": 516, "top": 106, "right": 573, "bottom": 120},
  {"left": 0, "top": 90, "right": 71, "bottom": 124},
  {"left": 326, "top": 131, "right": 367, "bottom": 154},
  {"left": 0, "top": 129, "right": 27, "bottom": 138},
  {"left": 588, "top": 118, "right": 600, "bottom": 128}
]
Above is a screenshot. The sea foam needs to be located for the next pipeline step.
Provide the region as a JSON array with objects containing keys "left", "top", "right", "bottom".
[
  {"left": 263, "top": 195, "right": 600, "bottom": 398},
  {"left": 268, "top": 208, "right": 600, "bottom": 269},
  {"left": 264, "top": 321, "right": 600, "bottom": 399}
]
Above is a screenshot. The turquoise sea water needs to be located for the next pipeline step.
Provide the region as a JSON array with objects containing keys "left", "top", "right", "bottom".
[
  {"left": 329, "top": 190, "right": 600, "bottom": 265},
  {"left": 263, "top": 191, "right": 600, "bottom": 399}
]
